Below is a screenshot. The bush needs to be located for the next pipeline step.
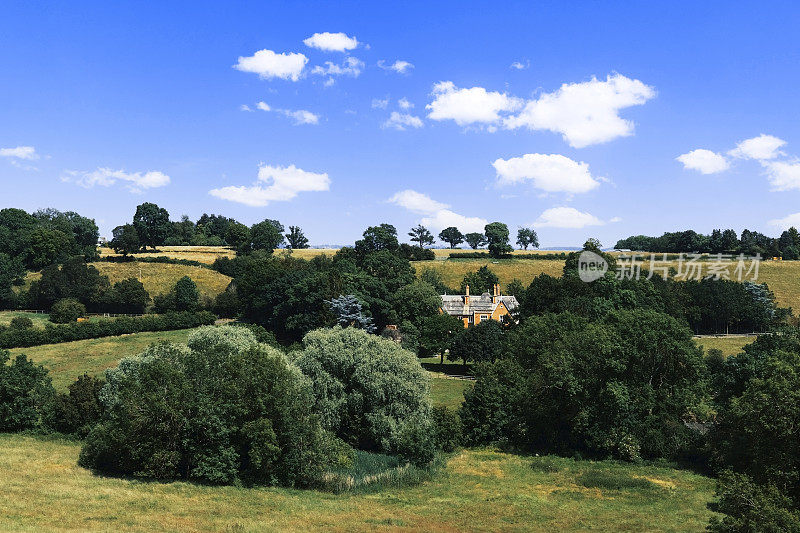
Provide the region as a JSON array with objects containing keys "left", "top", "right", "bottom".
[
  {"left": 9, "top": 316, "right": 33, "bottom": 330},
  {"left": 213, "top": 290, "right": 240, "bottom": 318},
  {"left": 79, "top": 326, "right": 337, "bottom": 487},
  {"left": 0, "top": 350, "right": 54, "bottom": 431},
  {"left": 104, "top": 278, "right": 149, "bottom": 314},
  {"left": 399, "top": 243, "right": 435, "bottom": 261},
  {"left": 708, "top": 472, "right": 800, "bottom": 532},
  {"left": 0, "top": 311, "right": 216, "bottom": 349},
  {"left": 430, "top": 405, "right": 462, "bottom": 453},
  {"left": 49, "top": 298, "right": 86, "bottom": 323},
  {"left": 395, "top": 412, "right": 436, "bottom": 466},
  {"left": 44, "top": 374, "right": 104, "bottom": 437},
  {"left": 294, "top": 327, "right": 432, "bottom": 459}
]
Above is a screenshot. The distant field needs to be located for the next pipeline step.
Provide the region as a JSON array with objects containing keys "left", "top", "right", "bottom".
[
  {"left": 0, "top": 311, "right": 51, "bottom": 328},
  {"left": 9, "top": 329, "right": 197, "bottom": 390},
  {"left": 99, "top": 245, "right": 235, "bottom": 265},
  {"left": 695, "top": 336, "right": 756, "bottom": 357},
  {"left": 0, "top": 434, "right": 717, "bottom": 532},
  {"left": 91, "top": 262, "right": 232, "bottom": 300}
]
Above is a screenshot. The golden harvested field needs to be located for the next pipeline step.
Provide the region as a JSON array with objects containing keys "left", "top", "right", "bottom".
[
  {"left": 694, "top": 336, "right": 756, "bottom": 357},
  {"left": 99, "top": 245, "right": 235, "bottom": 264},
  {"left": 0, "top": 434, "right": 717, "bottom": 532},
  {"left": 90, "top": 262, "right": 232, "bottom": 300}
]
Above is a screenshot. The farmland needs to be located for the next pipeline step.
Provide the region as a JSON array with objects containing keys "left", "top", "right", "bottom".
[{"left": 0, "top": 433, "right": 718, "bottom": 532}]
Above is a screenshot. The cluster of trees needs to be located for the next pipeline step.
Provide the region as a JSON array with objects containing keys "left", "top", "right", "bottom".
[
  {"left": 1, "top": 326, "right": 450, "bottom": 488},
  {"left": 110, "top": 203, "right": 311, "bottom": 255},
  {"left": 436, "top": 224, "right": 539, "bottom": 254},
  {"left": 615, "top": 227, "right": 800, "bottom": 258}
]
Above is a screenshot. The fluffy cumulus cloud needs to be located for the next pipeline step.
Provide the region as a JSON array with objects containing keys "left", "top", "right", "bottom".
[
  {"left": 0, "top": 146, "right": 39, "bottom": 160},
  {"left": 729, "top": 134, "right": 786, "bottom": 160},
  {"left": 398, "top": 97, "right": 413, "bottom": 110},
  {"left": 492, "top": 153, "right": 601, "bottom": 194},
  {"left": 388, "top": 189, "right": 487, "bottom": 233},
  {"left": 531, "top": 207, "right": 610, "bottom": 229},
  {"left": 426, "top": 81, "right": 522, "bottom": 126},
  {"left": 676, "top": 149, "right": 730, "bottom": 174},
  {"left": 504, "top": 74, "right": 655, "bottom": 148},
  {"left": 378, "top": 60, "right": 414, "bottom": 74},
  {"left": 382, "top": 112, "right": 423, "bottom": 131},
  {"left": 209, "top": 164, "right": 330, "bottom": 207},
  {"left": 769, "top": 212, "right": 800, "bottom": 230},
  {"left": 763, "top": 160, "right": 800, "bottom": 191},
  {"left": 303, "top": 32, "right": 359, "bottom": 52},
  {"left": 233, "top": 49, "right": 308, "bottom": 81},
  {"left": 65, "top": 168, "right": 170, "bottom": 192}
]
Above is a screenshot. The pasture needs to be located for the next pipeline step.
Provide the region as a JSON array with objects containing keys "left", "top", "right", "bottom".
[
  {"left": 98, "top": 245, "right": 236, "bottom": 265},
  {"left": 0, "top": 434, "right": 717, "bottom": 532}
]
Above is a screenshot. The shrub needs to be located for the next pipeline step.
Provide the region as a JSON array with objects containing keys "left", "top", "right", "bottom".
[
  {"left": 430, "top": 405, "right": 462, "bottom": 453},
  {"left": 9, "top": 316, "right": 33, "bottom": 330},
  {"left": 294, "top": 327, "right": 432, "bottom": 459},
  {"left": 395, "top": 412, "right": 436, "bottom": 466},
  {"left": 49, "top": 298, "right": 86, "bottom": 323},
  {"left": 213, "top": 290, "right": 240, "bottom": 318},
  {"left": 79, "top": 326, "right": 336, "bottom": 487},
  {"left": 174, "top": 276, "right": 200, "bottom": 311},
  {"left": 104, "top": 278, "right": 149, "bottom": 314},
  {"left": 0, "top": 311, "right": 216, "bottom": 349},
  {"left": 0, "top": 350, "right": 54, "bottom": 431},
  {"left": 708, "top": 472, "right": 800, "bottom": 532},
  {"left": 44, "top": 374, "right": 104, "bottom": 437}
]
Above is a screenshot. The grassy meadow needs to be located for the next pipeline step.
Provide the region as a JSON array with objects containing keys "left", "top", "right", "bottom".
[
  {"left": 0, "top": 434, "right": 718, "bottom": 532},
  {"left": 694, "top": 335, "right": 756, "bottom": 357},
  {"left": 98, "top": 245, "right": 236, "bottom": 265},
  {"left": 0, "top": 311, "right": 51, "bottom": 328},
  {"left": 8, "top": 328, "right": 197, "bottom": 390}
]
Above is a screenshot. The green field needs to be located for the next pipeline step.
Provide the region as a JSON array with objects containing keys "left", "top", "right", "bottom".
[
  {"left": 9, "top": 329, "right": 198, "bottom": 390},
  {"left": 0, "top": 311, "right": 51, "bottom": 327},
  {"left": 0, "top": 434, "right": 718, "bottom": 532}
]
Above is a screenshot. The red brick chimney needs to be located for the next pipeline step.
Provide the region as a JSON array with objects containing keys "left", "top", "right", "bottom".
[{"left": 465, "top": 284, "right": 470, "bottom": 306}]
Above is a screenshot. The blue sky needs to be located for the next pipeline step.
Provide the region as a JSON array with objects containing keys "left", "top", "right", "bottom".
[{"left": 2, "top": 1, "right": 800, "bottom": 247}]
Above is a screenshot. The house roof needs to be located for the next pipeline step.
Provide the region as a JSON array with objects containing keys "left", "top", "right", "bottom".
[{"left": 441, "top": 292, "right": 519, "bottom": 317}]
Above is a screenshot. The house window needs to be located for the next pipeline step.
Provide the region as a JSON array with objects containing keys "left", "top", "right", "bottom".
[{"left": 480, "top": 315, "right": 488, "bottom": 320}]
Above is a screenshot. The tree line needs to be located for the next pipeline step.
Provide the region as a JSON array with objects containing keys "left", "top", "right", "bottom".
[{"left": 615, "top": 227, "right": 800, "bottom": 258}]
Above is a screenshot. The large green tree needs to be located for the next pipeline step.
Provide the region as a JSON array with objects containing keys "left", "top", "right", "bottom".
[
  {"left": 438, "top": 226, "right": 464, "bottom": 249},
  {"left": 408, "top": 224, "right": 435, "bottom": 249},
  {"left": 464, "top": 232, "right": 488, "bottom": 250},
  {"left": 516, "top": 228, "right": 539, "bottom": 250},
  {"left": 250, "top": 219, "right": 285, "bottom": 253},
  {"left": 484, "top": 222, "right": 513, "bottom": 258},
  {"left": 133, "top": 202, "right": 171, "bottom": 249},
  {"left": 286, "top": 225, "right": 310, "bottom": 249}
]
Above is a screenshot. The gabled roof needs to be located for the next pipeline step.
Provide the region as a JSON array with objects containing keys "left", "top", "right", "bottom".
[{"left": 440, "top": 292, "right": 519, "bottom": 317}]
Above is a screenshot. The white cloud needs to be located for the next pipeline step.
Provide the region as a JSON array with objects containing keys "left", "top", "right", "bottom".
[
  {"left": 383, "top": 112, "right": 424, "bottom": 131},
  {"left": 510, "top": 60, "right": 529, "bottom": 70},
  {"left": 371, "top": 97, "right": 389, "bottom": 109},
  {"left": 676, "top": 149, "right": 730, "bottom": 174},
  {"left": 209, "top": 164, "right": 330, "bottom": 207},
  {"left": 426, "top": 81, "right": 522, "bottom": 126},
  {"left": 769, "top": 212, "right": 800, "bottom": 230},
  {"left": 0, "top": 146, "right": 39, "bottom": 160},
  {"left": 303, "top": 32, "right": 359, "bottom": 52},
  {"left": 729, "top": 134, "right": 786, "bottom": 160},
  {"left": 280, "top": 109, "right": 319, "bottom": 125},
  {"left": 388, "top": 189, "right": 487, "bottom": 233},
  {"left": 389, "top": 190, "right": 448, "bottom": 213},
  {"left": 398, "top": 97, "right": 413, "bottom": 110},
  {"left": 311, "top": 56, "right": 364, "bottom": 79},
  {"left": 763, "top": 160, "right": 800, "bottom": 191},
  {"left": 240, "top": 104, "right": 253, "bottom": 112},
  {"left": 66, "top": 168, "right": 170, "bottom": 192},
  {"left": 378, "top": 60, "right": 414, "bottom": 74},
  {"left": 233, "top": 49, "right": 308, "bottom": 81},
  {"left": 531, "top": 207, "right": 609, "bottom": 228},
  {"left": 252, "top": 102, "right": 319, "bottom": 125},
  {"left": 504, "top": 74, "right": 655, "bottom": 148},
  {"left": 492, "top": 153, "right": 601, "bottom": 194}
]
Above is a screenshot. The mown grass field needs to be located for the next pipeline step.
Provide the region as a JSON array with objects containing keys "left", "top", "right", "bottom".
[
  {"left": 0, "top": 310, "right": 51, "bottom": 327},
  {"left": 99, "top": 245, "right": 236, "bottom": 264},
  {"left": 0, "top": 434, "right": 718, "bottom": 532},
  {"left": 694, "top": 335, "right": 756, "bottom": 357},
  {"left": 9, "top": 329, "right": 197, "bottom": 390}
]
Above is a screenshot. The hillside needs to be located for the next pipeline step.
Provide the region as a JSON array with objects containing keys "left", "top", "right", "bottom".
[{"left": 0, "top": 434, "right": 717, "bottom": 532}]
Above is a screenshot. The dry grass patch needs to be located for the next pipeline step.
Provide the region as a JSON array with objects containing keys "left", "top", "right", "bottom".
[
  {"left": 98, "top": 245, "right": 235, "bottom": 264},
  {"left": 90, "top": 262, "right": 231, "bottom": 299}
]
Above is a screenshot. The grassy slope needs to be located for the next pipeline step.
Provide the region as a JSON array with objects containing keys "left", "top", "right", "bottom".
[
  {"left": 694, "top": 336, "right": 755, "bottom": 357},
  {"left": 0, "top": 434, "right": 717, "bottom": 532},
  {"left": 0, "top": 311, "right": 51, "bottom": 327},
  {"left": 9, "top": 329, "right": 197, "bottom": 390},
  {"left": 99, "top": 245, "right": 236, "bottom": 265}
]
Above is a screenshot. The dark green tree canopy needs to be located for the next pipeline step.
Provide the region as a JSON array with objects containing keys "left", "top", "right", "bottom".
[
  {"left": 438, "top": 226, "right": 465, "bottom": 248},
  {"left": 286, "top": 226, "right": 310, "bottom": 249},
  {"left": 408, "top": 224, "right": 435, "bottom": 249},
  {"left": 133, "top": 202, "right": 171, "bottom": 249},
  {"left": 464, "top": 232, "right": 487, "bottom": 249},
  {"left": 250, "top": 219, "right": 285, "bottom": 253},
  {"left": 516, "top": 227, "right": 539, "bottom": 250},
  {"left": 484, "top": 222, "right": 513, "bottom": 258}
]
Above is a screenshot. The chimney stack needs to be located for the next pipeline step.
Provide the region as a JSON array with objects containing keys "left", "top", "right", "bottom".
[
  {"left": 465, "top": 284, "right": 470, "bottom": 306},
  {"left": 492, "top": 283, "right": 499, "bottom": 303}
]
